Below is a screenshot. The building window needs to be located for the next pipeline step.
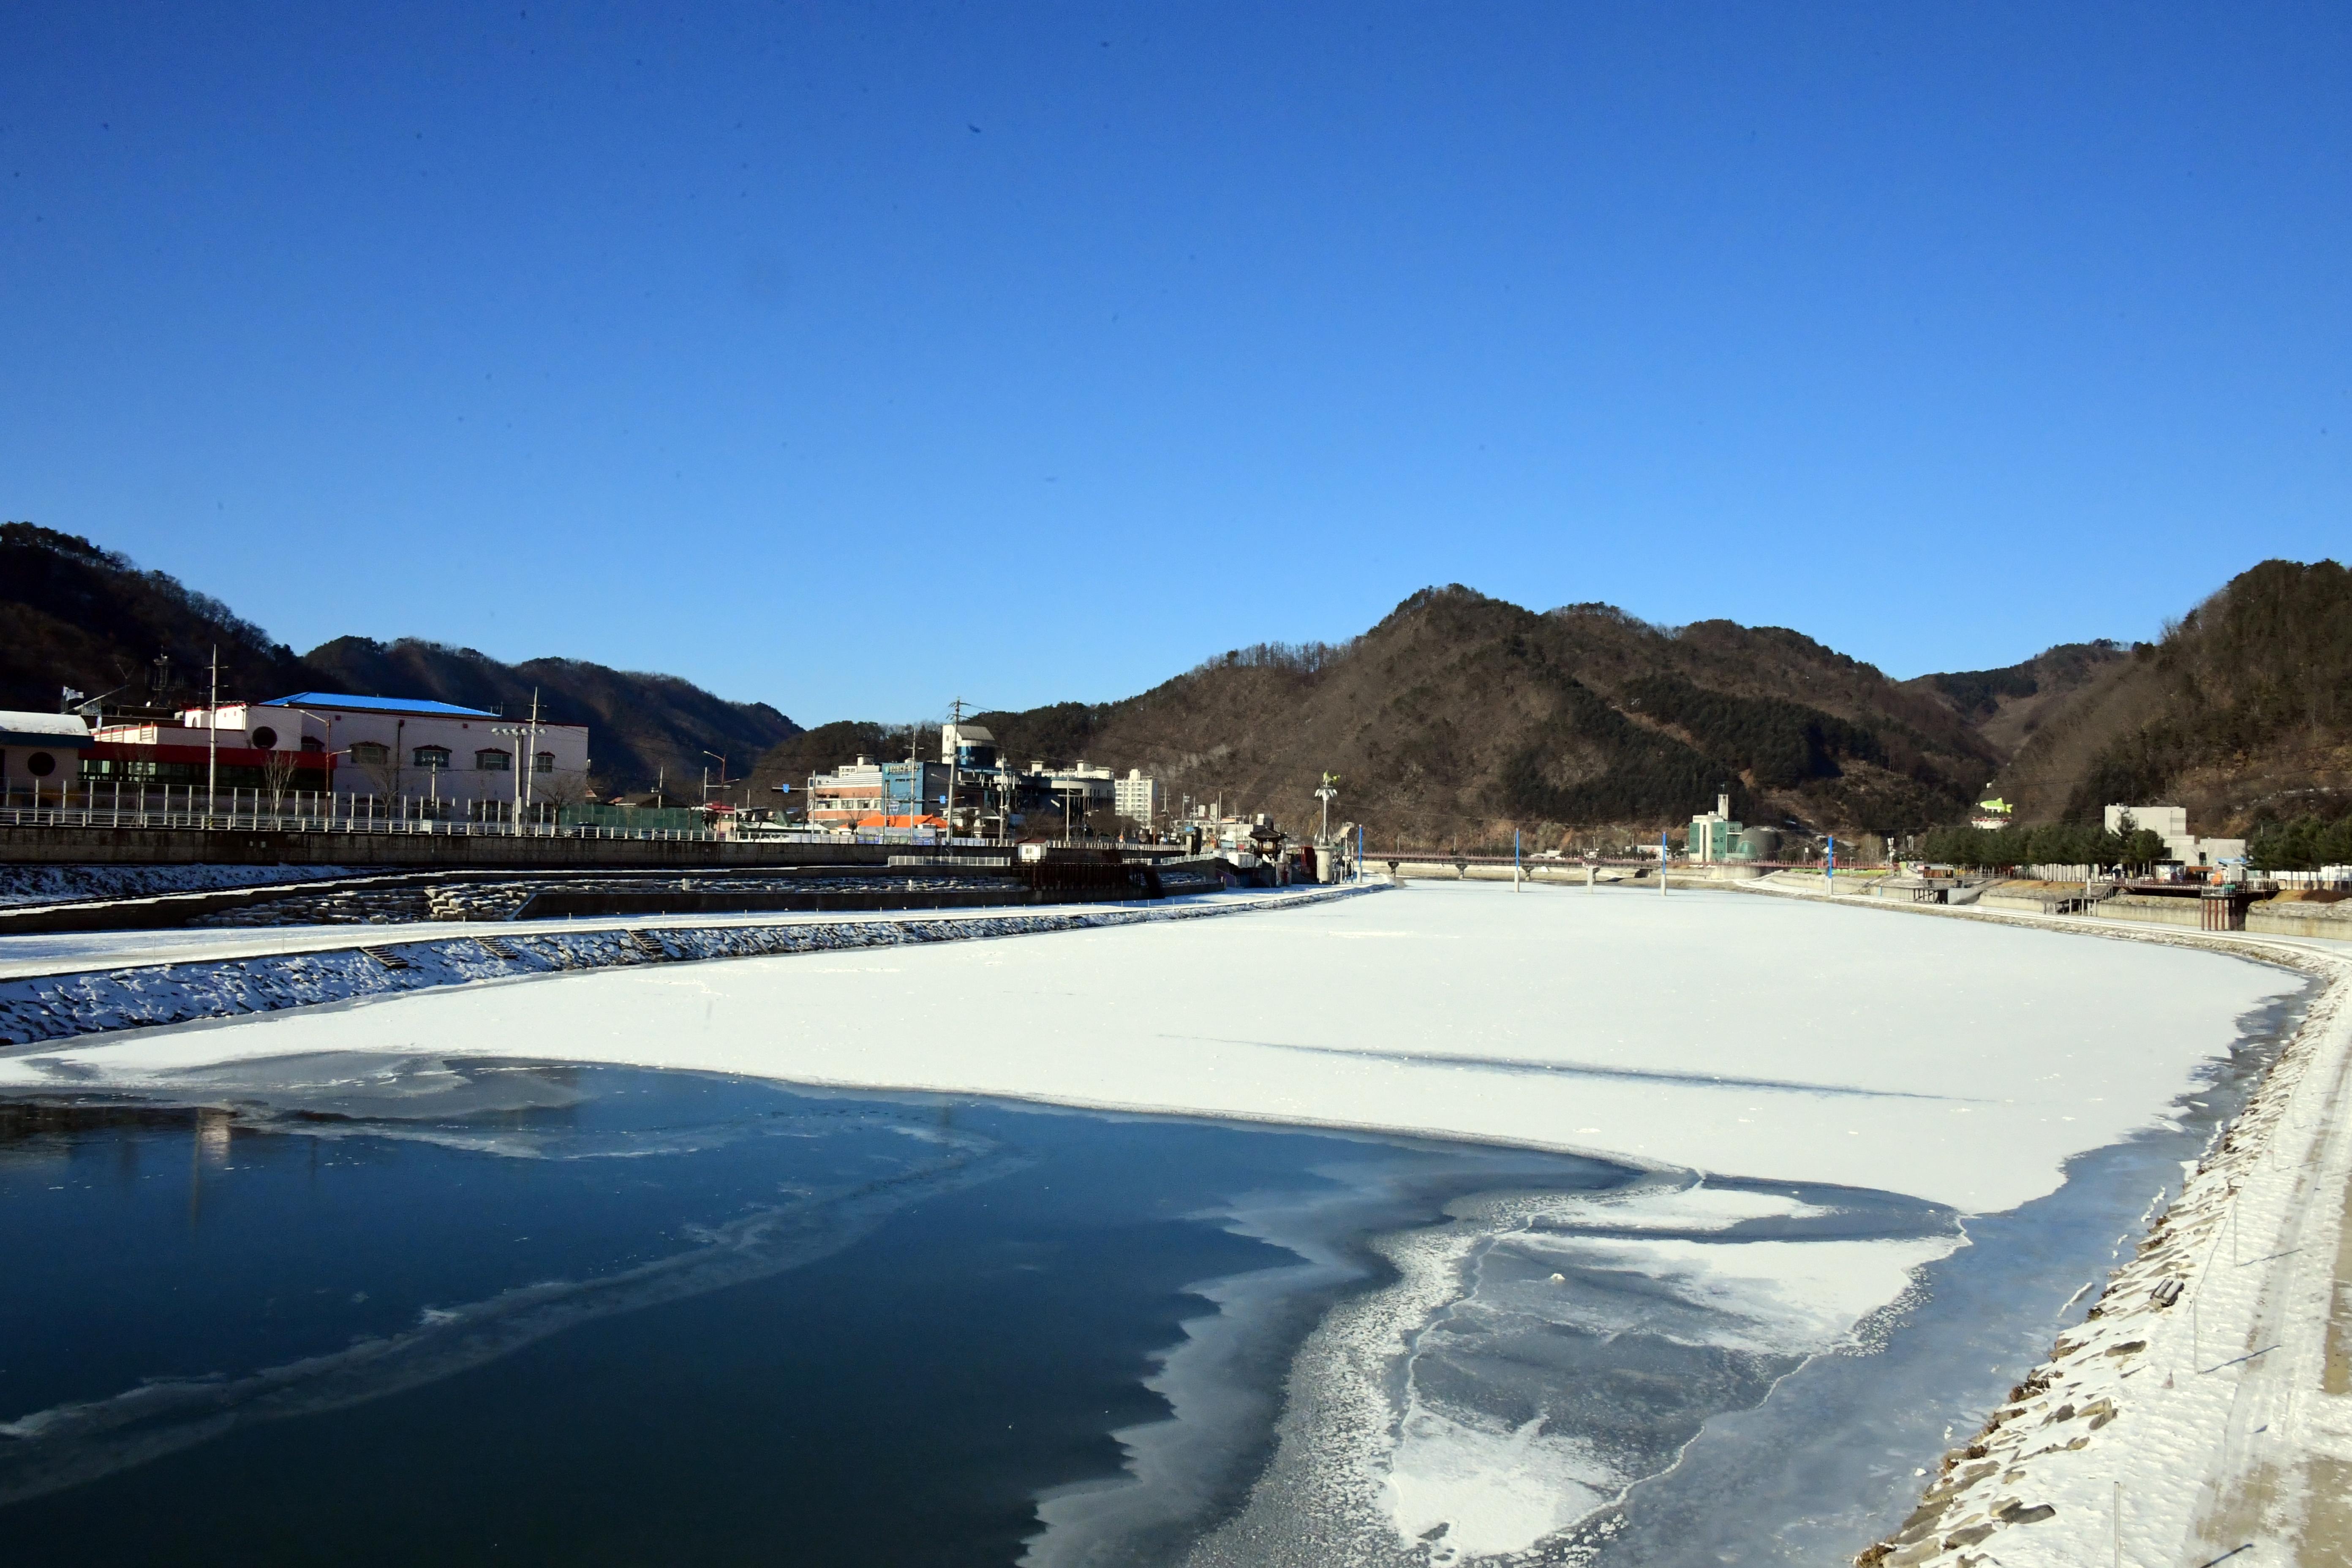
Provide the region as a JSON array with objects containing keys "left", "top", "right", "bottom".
[
  {"left": 349, "top": 742, "right": 390, "bottom": 766},
  {"left": 300, "top": 737, "right": 324, "bottom": 753},
  {"left": 26, "top": 752, "right": 56, "bottom": 777},
  {"left": 414, "top": 746, "right": 451, "bottom": 771},
  {"left": 534, "top": 751, "right": 555, "bottom": 773},
  {"left": 476, "top": 749, "right": 511, "bottom": 771},
  {"left": 250, "top": 726, "right": 278, "bottom": 749}
]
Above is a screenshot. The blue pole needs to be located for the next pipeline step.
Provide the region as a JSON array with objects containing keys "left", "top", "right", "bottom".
[
  {"left": 1514, "top": 828, "right": 1521, "bottom": 890},
  {"left": 1356, "top": 822, "right": 1363, "bottom": 882},
  {"left": 1661, "top": 829, "right": 1669, "bottom": 895},
  {"left": 1827, "top": 834, "right": 1836, "bottom": 896}
]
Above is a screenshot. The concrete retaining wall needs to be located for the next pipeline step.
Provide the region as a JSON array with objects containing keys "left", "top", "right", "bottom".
[
  {"left": 1962, "top": 886, "right": 2352, "bottom": 940},
  {"left": 1380, "top": 859, "right": 1769, "bottom": 889}
]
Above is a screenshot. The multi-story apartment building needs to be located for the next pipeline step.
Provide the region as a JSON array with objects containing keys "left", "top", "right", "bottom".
[{"left": 1113, "top": 768, "right": 1162, "bottom": 826}]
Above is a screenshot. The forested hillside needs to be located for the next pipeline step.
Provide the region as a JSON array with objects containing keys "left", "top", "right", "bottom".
[
  {"left": 1901, "top": 641, "right": 2131, "bottom": 759},
  {"left": 1990, "top": 559, "right": 2352, "bottom": 837},
  {"left": 0, "top": 524, "right": 311, "bottom": 714},
  {"left": 27, "top": 517, "right": 2334, "bottom": 846},
  {"left": 0, "top": 524, "right": 798, "bottom": 798},
  {"left": 935, "top": 587, "right": 2002, "bottom": 848}
]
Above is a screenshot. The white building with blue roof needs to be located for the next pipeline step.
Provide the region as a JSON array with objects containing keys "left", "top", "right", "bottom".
[
  {"left": 259, "top": 692, "right": 589, "bottom": 804},
  {"left": 98, "top": 692, "right": 593, "bottom": 806}
]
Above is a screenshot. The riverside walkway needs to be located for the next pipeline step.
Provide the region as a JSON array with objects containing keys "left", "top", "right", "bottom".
[{"left": 1770, "top": 872, "right": 2352, "bottom": 1566}]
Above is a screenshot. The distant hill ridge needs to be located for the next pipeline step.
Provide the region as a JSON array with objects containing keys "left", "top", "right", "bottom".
[
  {"left": 792, "top": 566, "right": 2338, "bottom": 848},
  {"left": 0, "top": 523, "right": 798, "bottom": 796},
  {"left": 950, "top": 585, "right": 2005, "bottom": 847},
  {"left": 12, "top": 522, "right": 2336, "bottom": 841},
  {"left": 1988, "top": 558, "right": 2352, "bottom": 836}
]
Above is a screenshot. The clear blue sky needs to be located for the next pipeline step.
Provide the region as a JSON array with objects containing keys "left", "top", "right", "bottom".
[{"left": 4, "top": 4, "right": 2346, "bottom": 723}]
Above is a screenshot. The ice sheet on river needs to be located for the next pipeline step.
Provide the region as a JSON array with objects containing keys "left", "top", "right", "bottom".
[{"left": 11, "top": 881, "right": 2294, "bottom": 1213}]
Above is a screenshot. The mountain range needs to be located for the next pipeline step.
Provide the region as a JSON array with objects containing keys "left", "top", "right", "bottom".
[
  {"left": 7, "top": 521, "right": 2343, "bottom": 844},
  {"left": 0, "top": 524, "right": 800, "bottom": 797},
  {"left": 852, "top": 566, "right": 2342, "bottom": 849}
]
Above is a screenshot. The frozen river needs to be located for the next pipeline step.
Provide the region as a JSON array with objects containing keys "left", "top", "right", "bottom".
[{"left": 0, "top": 884, "right": 2309, "bottom": 1564}]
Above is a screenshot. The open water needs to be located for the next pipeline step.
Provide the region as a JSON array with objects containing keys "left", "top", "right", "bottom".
[{"left": 0, "top": 983, "right": 2307, "bottom": 1567}]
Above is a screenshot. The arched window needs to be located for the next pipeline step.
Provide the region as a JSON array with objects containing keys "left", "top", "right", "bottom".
[
  {"left": 348, "top": 742, "right": 389, "bottom": 766},
  {"left": 475, "top": 749, "right": 511, "bottom": 772},
  {"left": 534, "top": 751, "right": 555, "bottom": 773},
  {"left": 414, "top": 746, "right": 451, "bottom": 771}
]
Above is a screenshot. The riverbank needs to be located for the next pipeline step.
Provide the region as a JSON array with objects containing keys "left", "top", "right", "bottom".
[
  {"left": 1735, "top": 871, "right": 2352, "bottom": 1565},
  {"left": 0, "top": 885, "right": 1380, "bottom": 1049}
]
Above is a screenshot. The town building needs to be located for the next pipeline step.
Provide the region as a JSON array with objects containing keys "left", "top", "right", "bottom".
[
  {"left": 807, "top": 756, "right": 951, "bottom": 830},
  {"left": 264, "top": 693, "right": 588, "bottom": 806},
  {"left": 0, "top": 710, "right": 95, "bottom": 802},
  {"left": 81, "top": 693, "right": 590, "bottom": 806},
  {"left": 941, "top": 721, "right": 998, "bottom": 771},
  {"left": 1686, "top": 793, "right": 1780, "bottom": 862},
  {"left": 81, "top": 708, "right": 331, "bottom": 800},
  {"left": 1113, "top": 768, "right": 1162, "bottom": 827},
  {"left": 2102, "top": 803, "right": 2246, "bottom": 868},
  {"left": 1018, "top": 759, "right": 1115, "bottom": 832}
]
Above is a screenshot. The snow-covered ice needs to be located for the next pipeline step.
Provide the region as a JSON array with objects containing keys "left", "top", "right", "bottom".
[{"left": 8, "top": 881, "right": 2293, "bottom": 1214}]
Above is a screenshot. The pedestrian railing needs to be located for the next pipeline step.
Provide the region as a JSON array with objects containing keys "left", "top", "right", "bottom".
[{"left": 0, "top": 800, "right": 1066, "bottom": 849}]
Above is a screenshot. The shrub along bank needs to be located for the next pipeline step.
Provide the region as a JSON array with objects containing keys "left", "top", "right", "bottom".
[{"left": 1919, "top": 819, "right": 2171, "bottom": 874}]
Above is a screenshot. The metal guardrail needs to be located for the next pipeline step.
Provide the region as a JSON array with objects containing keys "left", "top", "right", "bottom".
[
  {"left": 0, "top": 805, "right": 720, "bottom": 841},
  {"left": 0, "top": 809, "right": 1189, "bottom": 853},
  {"left": 1374, "top": 852, "right": 1897, "bottom": 870}
]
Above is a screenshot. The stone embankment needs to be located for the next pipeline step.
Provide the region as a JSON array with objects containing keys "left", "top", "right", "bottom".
[
  {"left": 1753, "top": 869, "right": 2352, "bottom": 940},
  {"left": 1755, "top": 882, "right": 2352, "bottom": 1564},
  {"left": 0, "top": 884, "right": 1384, "bottom": 1051}
]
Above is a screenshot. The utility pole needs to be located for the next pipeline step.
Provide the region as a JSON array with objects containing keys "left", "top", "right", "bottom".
[
  {"left": 524, "top": 689, "right": 542, "bottom": 822},
  {"left": 205, "top": 645, "right": 219, "bottom": 827},
  {"left": 942, "top": 697, "right": 966, "bottom": 840},
  {"left": 490, "top": 696, "right": 541, "bottom": 834}
]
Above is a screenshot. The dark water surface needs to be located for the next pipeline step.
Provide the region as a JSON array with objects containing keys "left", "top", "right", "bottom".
[
  {"left": 0, "top": 1059, "right": 1621, "bottom": 1567},
  {"left": 0, "top": 974, "right": 2309, "bottom": 1568}
]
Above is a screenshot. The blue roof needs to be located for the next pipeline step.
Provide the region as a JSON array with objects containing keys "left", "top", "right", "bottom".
[{"left": 263, "top": 692, "right": 501, "bottom": 719}]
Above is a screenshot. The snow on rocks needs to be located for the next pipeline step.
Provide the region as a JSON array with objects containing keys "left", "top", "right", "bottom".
[
  {"left": 1854, "top": 933, "right": 2352, "bottom": 1567},
  {"left": 0, "top": 884, "right": 1383, "bottom": 1050},
  {"left": 0, "top": 863, "right": 358, "bottom": 907}
]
